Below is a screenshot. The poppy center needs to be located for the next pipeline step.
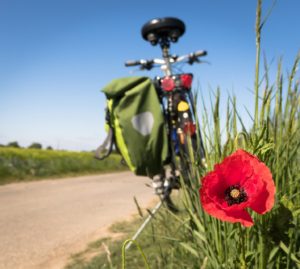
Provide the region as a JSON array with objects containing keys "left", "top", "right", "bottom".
[
  {"left": 225, "top": 184, "right": 248, "bottom": 206},
  {"left": 230, "top": 188, "right": 240, "bottom": 198}
]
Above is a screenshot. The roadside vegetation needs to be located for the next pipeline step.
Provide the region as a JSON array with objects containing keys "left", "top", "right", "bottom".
[
  {"left": 65, "top": 206, "right": 182, "bottom": 269},
  {"left": 0, "top": 147, "right": 127, "bottom": 185},
  {"left": 66, "top": 1, "right": 300, "bottom": 268}
]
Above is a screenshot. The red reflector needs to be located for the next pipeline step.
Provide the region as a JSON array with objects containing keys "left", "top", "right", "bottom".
[
  {"left": 181, "top": 74, "right": 193, "bottom": 89},
  {"left": 161, "top": 76, "right": 175, "bottom": 92},
  {"left": 184, "top": 122, "right": 196, "bottom": 135}
]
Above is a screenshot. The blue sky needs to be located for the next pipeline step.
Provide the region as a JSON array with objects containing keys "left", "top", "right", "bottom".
[{"left": 0, "top": 0, "right": 299, "bottom": 151}]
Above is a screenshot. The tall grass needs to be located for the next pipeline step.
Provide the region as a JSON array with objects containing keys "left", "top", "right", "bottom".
[
  {"left": 0, "top": 147, "right": 127, "bottom": 184},
  {"left": 176, "top": 58, "right": 299, "bottom": 268},
  {"left": 163, "top": 1, "right": 300, "bottom": 268}
]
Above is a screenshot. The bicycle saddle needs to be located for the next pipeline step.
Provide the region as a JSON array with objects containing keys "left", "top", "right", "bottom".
[{"left": 141, "top": 17, "right": 185, "bottom": 45}]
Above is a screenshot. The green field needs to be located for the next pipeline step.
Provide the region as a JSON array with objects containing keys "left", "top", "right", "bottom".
[{"left": 0, "top": 147, "right": 128, "bottom": 185}]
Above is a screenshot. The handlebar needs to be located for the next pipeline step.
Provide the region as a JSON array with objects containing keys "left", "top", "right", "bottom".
[
  {"left": 125, "top": 59, "right": 155, "bottom": 70},
  {"left": 125, "top": 60, "right": 142, "bottom": 67},
  {"left": 125, "top": 50, "right": 207, "bottom": 70},
  {"left": 194, "top": 50, "right": 207, "bottom": 57}
]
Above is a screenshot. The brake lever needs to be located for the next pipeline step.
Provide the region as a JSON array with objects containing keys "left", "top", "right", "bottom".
[{"left": 141, "top": 63, "right": 155, "bottom": 70}]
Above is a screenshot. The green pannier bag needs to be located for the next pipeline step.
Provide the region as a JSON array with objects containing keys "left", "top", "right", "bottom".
[{"left": 95, "top": 76, "right": 169, "bottom": 177}]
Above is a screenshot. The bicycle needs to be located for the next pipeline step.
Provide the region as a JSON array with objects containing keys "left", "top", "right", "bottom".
[{"left": 124, "top": 17, "right": 207, "bottom": 211}]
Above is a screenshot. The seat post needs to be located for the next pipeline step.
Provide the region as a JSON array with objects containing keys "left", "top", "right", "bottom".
[{"left": 160, "top": 38, "right": 172, "bottom": 76}]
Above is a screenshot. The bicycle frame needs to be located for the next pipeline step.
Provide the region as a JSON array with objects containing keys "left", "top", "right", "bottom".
[
  {"left": 124, "top": 17, "right": 207, "bottom": 207},
  {"left": 150, "top": 52, "right": 202, "bottom": 193}
]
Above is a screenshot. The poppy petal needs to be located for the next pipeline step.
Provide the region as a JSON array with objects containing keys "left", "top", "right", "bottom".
[
  {"left": 249, "top": 162, "right": 275, "bottom": 214},
  {"left": 202, "top": 170, "right": 227, "bottom": 203},
  {"left": 200, "top": 189, "right": 254, "bottom": 227},
  {"left": 215, "top": 150, "right": 254, "bottom": 187},
  {"left": 223, "top": 208, "right": 254, "bottom": 227}
]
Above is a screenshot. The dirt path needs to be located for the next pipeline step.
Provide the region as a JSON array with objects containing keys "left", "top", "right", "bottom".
[{"left": 0, "top": 172, "right": 156, "bottom": 269}]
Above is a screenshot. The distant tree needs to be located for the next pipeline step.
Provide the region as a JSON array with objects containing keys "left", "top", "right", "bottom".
[
  {"left": 7, "top": 141, "right": 21, "bottom": 148},
  {"left": 28, "top": 142, "right": 42, "bottom": 149},
  {"left": 46, "top": 146, "right": 53, "bottom": 150}
]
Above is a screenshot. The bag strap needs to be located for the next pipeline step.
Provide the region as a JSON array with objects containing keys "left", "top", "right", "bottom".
[
  {"left": 94, "top": 127, "right": 114, "bottom": 160},
  {"left": 95, "top": 107, "right": 114, "bottom": 160}
]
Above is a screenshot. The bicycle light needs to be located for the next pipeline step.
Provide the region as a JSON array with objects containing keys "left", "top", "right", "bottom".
[
  {"left": 183, "top": 122, "right": 196, "bottom": 135},
  {"left": 180, "top": 74, "right": 193, "bottom": 89},
  {"left": 161, "top": 76, "right": 175, "bottom": 92},
  {"left": 161, "top": 74, "right": 193, "bottom": 92}
]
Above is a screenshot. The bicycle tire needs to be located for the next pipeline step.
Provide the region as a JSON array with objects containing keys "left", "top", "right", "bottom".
[{"left": 161, "top": 134, "right": 204, "bottom": 212}]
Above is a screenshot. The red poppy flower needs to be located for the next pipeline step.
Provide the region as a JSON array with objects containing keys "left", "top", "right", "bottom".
[{"left": 199, "top": 149, "right": 275, "bottom": 227}]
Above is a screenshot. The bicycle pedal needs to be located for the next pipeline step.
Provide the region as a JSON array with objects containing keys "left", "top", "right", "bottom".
[
  {"left": 163, "top": 179, "right": 170, "bottom": 188},
  {"left": 152, "top": 178, "right": 164, "bottom": 195},
  {"left": 154, "top": 189, "right": 164, "bottom": 195}
]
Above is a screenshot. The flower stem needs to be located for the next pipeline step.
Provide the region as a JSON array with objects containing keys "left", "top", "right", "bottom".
[
  {"left": 259, "top": 235, "right": 267, "bottom": 269},
  {"left": 259, "top": 220, "right": 268, "bottom": 269},
  {"left": 239, "top": 225, "right": 247, "bottom": 269}
]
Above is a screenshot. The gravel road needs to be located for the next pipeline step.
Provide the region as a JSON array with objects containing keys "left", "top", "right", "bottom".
[{"left": 0, "top": 172, "right": 155, "bottom": 269}]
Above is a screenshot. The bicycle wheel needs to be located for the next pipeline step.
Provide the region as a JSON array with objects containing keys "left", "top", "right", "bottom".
[{"left": 158, "top": 91, "right": 205, "bottom": 212}]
